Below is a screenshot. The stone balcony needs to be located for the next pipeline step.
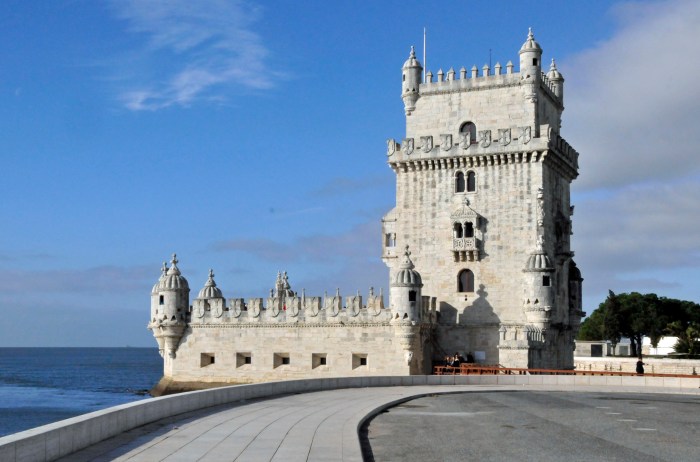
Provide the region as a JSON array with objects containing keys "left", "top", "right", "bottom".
[
  {"left": 453, "top": 237, "right": 477, "bottom": 251},
  {"left": 452, "top": 238, "right": 480, "bottom": 262}
]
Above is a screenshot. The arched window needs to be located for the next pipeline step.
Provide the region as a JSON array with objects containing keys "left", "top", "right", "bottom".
[
  {"left": 464, "top": 222, "right": 474, "bottom": 238},
  {"left": 466, "top": 171, "right": 476, "bottom": 192},
  {"left": 453, "top": 223, "right": 463, "bottom": 238},
  {"left": 460, "top": 122, "right": 477, "bottom": 145},
  {"left": 458, "top": 269, "right": 475, "bottom": 293},
  {"left": 455, "top": 171, "right": 465, "bottom": 193}
]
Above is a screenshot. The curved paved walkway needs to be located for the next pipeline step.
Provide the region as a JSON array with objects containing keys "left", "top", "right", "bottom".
[{"left": 57, "top": 384, "right": 699, "bottom": 462}]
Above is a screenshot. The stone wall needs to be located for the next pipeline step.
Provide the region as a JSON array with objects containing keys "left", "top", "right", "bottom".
[
  {"left": 165, "top": 322, "right": 428, "bottom": 384},
  {"left": 575, "top": 357, "right": 700, "bottom": 376}
]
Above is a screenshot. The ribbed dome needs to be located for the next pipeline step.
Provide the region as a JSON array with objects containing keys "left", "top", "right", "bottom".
[
  {"left": 392, "top": 246, "right": 423, "bottom": 287},
  {"left": 197, "top": 269, "right": 223, "bottom": 299},
  {"left": 403, "top": 46, "right": 422, "bottom": 69},
  {"left": 547, "top": 59, "right": 562, "bottom": 80},
  {"left": 519, "top": 28, "right": 542, "bottom": 53},
  {"left": 160, "top": 254, "right": 189, "bottom": 290},
  {"left": 525, "top": 240, "right": 553, "bottom": 271}
]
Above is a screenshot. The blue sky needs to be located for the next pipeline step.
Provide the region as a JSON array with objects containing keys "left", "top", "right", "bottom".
[{"left": 1, "top": 0, "right": 699, "bottom": 346}]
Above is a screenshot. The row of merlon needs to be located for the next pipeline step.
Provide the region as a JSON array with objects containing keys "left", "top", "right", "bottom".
[{"left": 425, "top": 62, "right": 516, "bottom": 82}]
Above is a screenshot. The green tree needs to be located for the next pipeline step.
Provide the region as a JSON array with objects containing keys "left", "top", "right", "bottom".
[
  {"left": 577, "top": 302, "right": 605, "bottom": 341},
  {"left": 602, "top": 291, "right": 622, "bottom": 353},
  {"left": 579, "top": 292, "right": 700, "bottom": 356},
  {"left": 664, "top": 299, "right": 700, "bottom": 354}
]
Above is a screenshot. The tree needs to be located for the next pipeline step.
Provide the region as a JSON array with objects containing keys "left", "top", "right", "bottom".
[
  {"left": 602, "top": 291, "right": 622, "bottom": 353},
  {"left": 577, "top": 302, "right": 605, "bottom": 341},
  {"left": 663, "top": 299, "right": 700, "bottom": 355},
  {"left": 578, "top": 292, "right": 700, "bottom": 356}
]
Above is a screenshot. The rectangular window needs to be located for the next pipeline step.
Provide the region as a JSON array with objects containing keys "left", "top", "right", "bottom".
[
  {"left": 236, "top": 352, "right": 252, "bottom": 367},
  {"left": 312, "top": 353, "right": 327, "bottom": 369},
  {"left": 543, "top": 275, "right": 551, "bottom": 287},
  {"left": 274, "top": 353, "right": 290, "bottom": 368},
  {"left": 409, "top": 290, "right": 416, "bottom": 302},
  {"left": 352, "top": 353, "right": 368, "bottom": 369},
  {"left": 200, "top": 353, "right": 215, "bottom": 367},
  {"left": 159, "top": 295, "right": 164, "bottom": 305},
  {"left": 385, "top": 233, "right": 396, "bottom": 247}
]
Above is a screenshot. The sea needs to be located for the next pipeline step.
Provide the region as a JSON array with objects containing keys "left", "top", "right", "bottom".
[{"left": 0, "top": 347, "right": 162, "bottom": 438}]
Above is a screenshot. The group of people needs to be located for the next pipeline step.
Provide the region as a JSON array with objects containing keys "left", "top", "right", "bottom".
[{"left": 444, "top": 351, "right": 475, "bottom": 367}]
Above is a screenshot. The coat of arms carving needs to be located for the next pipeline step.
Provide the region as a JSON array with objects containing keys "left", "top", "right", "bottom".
[
  {"left": 519, "top": 126, "right": 531, "bottom": 144},
  {"left": 478, "top": 130, "right": 491, "bottom": 148},
  {"left": 402, "top": 138, "right": 414, "bottom": 155},
  {"left": 460, "top": 132, "right": 471, "bottom": 150},
  {"left": 386, "top": 138, "right": 398, "bottom": 156},
  {"left": 441, "top": 134, "right": 452, "bottom": 151},
  {"left": 499, "top": 128, "right": 511, "bottom": 146},
  {"left": 420, "top": 135, "right": 433, "bottom": 153}
]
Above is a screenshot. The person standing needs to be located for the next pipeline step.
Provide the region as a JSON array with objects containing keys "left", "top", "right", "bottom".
[{"left": 636, "top": 357, "right": 645, "bottom": 375}]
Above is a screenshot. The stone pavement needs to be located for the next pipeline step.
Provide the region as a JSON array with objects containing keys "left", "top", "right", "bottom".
[{"left": 56, "top": 384, "right": 700, "bottom": 462}]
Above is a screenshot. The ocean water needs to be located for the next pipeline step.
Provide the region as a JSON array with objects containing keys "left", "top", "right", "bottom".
[{"left": 0, "top": 348, "right": 162, "bottom": 437}]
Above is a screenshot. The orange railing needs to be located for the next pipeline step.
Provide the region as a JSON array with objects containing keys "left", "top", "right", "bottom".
[{"left": 432, "top": 364, "right": 700, "bottom": 379}]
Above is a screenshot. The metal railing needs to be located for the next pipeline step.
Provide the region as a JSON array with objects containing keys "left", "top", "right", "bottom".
[{"left": 433, "top": 364, "right": 700, "bottom": 379}]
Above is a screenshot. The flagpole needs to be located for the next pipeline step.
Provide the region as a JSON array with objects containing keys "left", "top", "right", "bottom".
[{"left": 423, "top": 27, "right": 426, "bottom": 82}]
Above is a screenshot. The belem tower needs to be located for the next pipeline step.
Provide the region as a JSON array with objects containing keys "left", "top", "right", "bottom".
[{"left": 148, "top": 30, "right": 585, "bottom": 392}]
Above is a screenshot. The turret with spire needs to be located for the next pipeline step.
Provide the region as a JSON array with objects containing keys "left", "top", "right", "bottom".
[
  {"left": 148, "top": 254, "right": 189, "bottom": 359},
  {"left": 546, "top": 58, "right": 564, "bottom": 102},
  {"left": 390, "top": 245, "right": 423, "bottom": 322},
  {"left": 519, "top": 27, "right": 542, "bottom": 78},
  {"left": 401, "top": 46, "right": 423, "bottom": 115}
]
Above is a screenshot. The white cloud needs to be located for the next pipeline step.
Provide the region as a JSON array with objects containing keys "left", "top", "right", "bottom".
[
  {"left": 111, "top": 0, "right": 275, "bottom": 110},
  {"left": 575, "top": 177, "right": 700, "bottom": 271},
  {"left": 573, "top": 176, "right": 700, "bottom": 306},
  {"left": 555, "top": 0, "right": 700, "bottom": 306},
  {"left": 564, "top": 0, "right": 700, "bottom": 190}
]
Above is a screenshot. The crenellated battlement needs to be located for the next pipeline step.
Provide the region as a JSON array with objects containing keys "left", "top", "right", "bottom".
[
  {"left": 189, "top": 286, "right": 396, "bottom": 325},
  {"left": 422, "top": 60, "right": 519, "bottom": 93},
  {"left": 417, "top": 60, "right": 562, "bottom": 108}
]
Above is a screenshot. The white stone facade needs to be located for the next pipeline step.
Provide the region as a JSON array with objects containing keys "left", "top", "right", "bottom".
[
  {"left": 384, "top": 29, "right": 583, "bottom": 369},
  {"left": 149, "top": 30, "right": 584, "bottom": 387}
]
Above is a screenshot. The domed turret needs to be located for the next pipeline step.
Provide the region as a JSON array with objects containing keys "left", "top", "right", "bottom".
[
  {"left": 197, "top": 269, "right": 223, "bottom": 299},
  {"left": 522, "top": 237, "right": 554, "bottom": 330},
  {"left": 402, "top": 46, "right": 422, "bottom": 116},
  {"left": 519, "top": 28, "right": 542, "bottom": 78},
  {"left": 546, "top": 58, "right": 564, "bottom": 101},
  {"left": 161, "top": 255, "right": 189, "bottom": 290},
  {"left": 148, "top": 254, "right": 190, "bottom": 358},
  {"left": 192, "top": 269, "right": 226, "bottom": 321},
  {"left": 525, "top": 245, "right": 553, "bottom": 271},
  {"left": 390, "top": 245, "right": 423, "bottom": 322}
]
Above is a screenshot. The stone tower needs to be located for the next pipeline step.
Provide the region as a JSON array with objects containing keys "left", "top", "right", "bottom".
[
  {"left": 149, "top": 254, "right": 189, "bottom": 360},
  {"left": 382, "top": 30, "right": 584, "bottom": 369}
]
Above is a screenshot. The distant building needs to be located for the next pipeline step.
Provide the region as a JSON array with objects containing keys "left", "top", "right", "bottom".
[{"left": 149, "top": 30, "right": 584, "bottom": 390}]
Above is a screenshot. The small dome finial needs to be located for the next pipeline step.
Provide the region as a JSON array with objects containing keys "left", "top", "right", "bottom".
[
  {"left": 528, "top": 27, "right": 534, "bottom": 39},
  {"left": 171, "top": 253, "right": 178, "bottom": 267},
  {"left": 400, "top": 245, "right": 415, "bottom": 270},
  {"left": 409, "top": 45, "right": 416, "bottom": 58}
]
